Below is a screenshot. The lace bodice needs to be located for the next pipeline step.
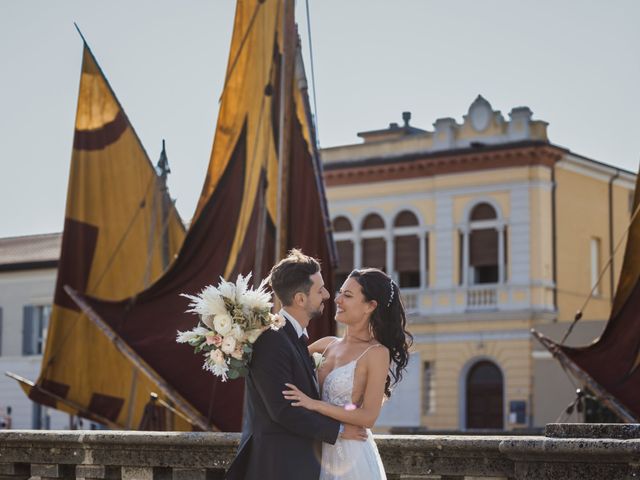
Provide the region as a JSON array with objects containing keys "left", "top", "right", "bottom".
[
  {"left": 320, "top": 342, "right": 381, "bottom": 406},
  {"left": 322, "top": 360, "right": 357, "bottom": 406}
]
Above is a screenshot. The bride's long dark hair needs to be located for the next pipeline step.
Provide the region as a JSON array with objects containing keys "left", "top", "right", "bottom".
[{"left": 348, "top": 268, "right": 413, "bottom": 398}]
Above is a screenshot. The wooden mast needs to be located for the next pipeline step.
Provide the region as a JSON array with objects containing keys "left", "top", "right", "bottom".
[{"left": 275, "top": 0, "right": 296, "bottom": 262}]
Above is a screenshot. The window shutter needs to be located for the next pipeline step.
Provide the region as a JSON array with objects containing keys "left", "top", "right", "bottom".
[
  {"left": 394, "top": 235, "right": 419, "bottom": 272},
  {"left": 458, "top": 231, "right": 463, "bottom": 285},
  {"left": 470, "top": 229, "right": 498, "bottom": 267},
  {"left": 503, "top": 227, "right": 508, "bottom": 281},
  {"left": 336, "top": 240, "right": 354, "bottom": 274},
  {"left": 22, "top": 305, "right": 35, "bottom": 355},
  {"left": 362, "top": 238, "right": 386, "bottom": 271},
  {"left": 0, "top": 307, "right": 3, "bottom": 356},
  {"left": 32, "top": 403, "right": 42, "bottom": 429}
]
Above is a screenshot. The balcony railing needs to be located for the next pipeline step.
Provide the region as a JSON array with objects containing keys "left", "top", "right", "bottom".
[
  {"left": 466, "top": 285, "right": 497, "bottom": 309},
  {"left": 0, "top": 424, "right": 637, "bottom": 479},
  {"left": 401, "top": 289, "right": 420, "bottom": 313},
  {"left": 399, "top": 282, "right": 556, "bottom": 316}
]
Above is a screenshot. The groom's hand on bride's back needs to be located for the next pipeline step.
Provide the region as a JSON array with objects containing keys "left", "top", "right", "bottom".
[{"left": 339, "top": 423, "right": 368, "bottom": 441}]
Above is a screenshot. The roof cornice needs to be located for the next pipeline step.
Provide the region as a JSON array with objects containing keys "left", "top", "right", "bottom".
[{"left": 323, "top": 141, "right": 567, "bottom": 186}]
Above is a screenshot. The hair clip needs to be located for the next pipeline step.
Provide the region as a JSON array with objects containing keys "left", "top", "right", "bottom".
[{"left": 386, "top": 278, "right": 395, "bottom": 307}]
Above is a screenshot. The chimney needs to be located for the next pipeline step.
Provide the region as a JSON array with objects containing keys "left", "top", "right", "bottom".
[{"left": 402, "top": 111, "right": 411, "bottom": 127}]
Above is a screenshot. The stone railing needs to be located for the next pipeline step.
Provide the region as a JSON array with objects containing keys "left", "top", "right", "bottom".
[
  {"left": 0, "top": 424, "right": 638, "bottom": 479},
  {"left": 400, "top": 288, "right": 420, "bottom": 313},
  {"left": 466, "top": 285, "right": 497, "bottom": 309}
]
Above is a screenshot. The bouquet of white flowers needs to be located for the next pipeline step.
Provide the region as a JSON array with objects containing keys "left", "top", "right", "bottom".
[{"left": 176, "top": 273, "right": 285, "bottom": 381}]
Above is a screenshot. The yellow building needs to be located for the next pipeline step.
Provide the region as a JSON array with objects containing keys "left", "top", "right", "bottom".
[{"left": 321, "top": 96, "right": 636, "bottom": 431}]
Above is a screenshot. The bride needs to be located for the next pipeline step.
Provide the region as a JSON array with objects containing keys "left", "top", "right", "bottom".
[{"left": 283, "top": 268, "right": 413, "bottom": 480}]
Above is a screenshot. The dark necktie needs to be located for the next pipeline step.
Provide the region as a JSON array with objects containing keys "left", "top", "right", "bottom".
[{"left": 298, "top": 334, "right": 314, "bottom": 370}]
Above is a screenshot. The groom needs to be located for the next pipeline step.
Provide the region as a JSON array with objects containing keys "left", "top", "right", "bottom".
[{"left": 225, "top": 249, "right": 366, "bottom": 480}]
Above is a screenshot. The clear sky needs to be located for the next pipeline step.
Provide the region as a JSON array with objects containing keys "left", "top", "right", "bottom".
[{"left": 1, "top": 1, "right": 639, "bottom": 238}]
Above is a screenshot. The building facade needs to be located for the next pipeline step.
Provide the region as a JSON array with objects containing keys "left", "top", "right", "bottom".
[
  {"left": 0, "top": 233, "right": 73, "bottom": 429},
  {"left": 321, "top": 96, "right": 635, "bottom": 430}
]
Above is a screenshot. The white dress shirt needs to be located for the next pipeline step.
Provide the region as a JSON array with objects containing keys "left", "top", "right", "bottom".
[{"left": 279, "top": 308, "right": 308, "bottom": 339}]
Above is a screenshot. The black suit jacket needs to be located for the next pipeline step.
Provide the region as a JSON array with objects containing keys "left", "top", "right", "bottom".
[{"left": 225, "top": 320, "right": 340, "bottom": 480}]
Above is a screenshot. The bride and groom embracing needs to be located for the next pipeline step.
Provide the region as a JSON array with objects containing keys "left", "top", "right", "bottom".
[{"left": 225, "top": 249, "right": 412, "bottom": 480}]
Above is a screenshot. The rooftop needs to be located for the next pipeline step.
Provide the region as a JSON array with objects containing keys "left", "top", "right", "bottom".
[
  {"left": 322, "top": 95, "right": 549, "bottom": 164},
  {"left": 0, "top": 232, "right": 61, "bottom": 271}
]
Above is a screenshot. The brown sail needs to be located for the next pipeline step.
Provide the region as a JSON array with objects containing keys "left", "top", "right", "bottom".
[
  {"left": 67, "top": 0, "right": 336, "bottom": 431},
  {"left": 10, "top": 39, "right": 187, "bottom": 429}
]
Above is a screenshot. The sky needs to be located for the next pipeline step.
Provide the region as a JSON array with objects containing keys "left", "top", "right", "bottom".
[{"left": 1, "top": 1, "right": 639, "bottom": 238}]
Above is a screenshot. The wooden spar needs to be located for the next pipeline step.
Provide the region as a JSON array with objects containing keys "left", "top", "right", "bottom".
[
  {"left": 274, "top": 0, "right": 296, "bottom": 262},
  {"left": 64, "top": 286, "right": 216, "bottom": 432},
  {"left": 254, "top": 174, "right": 267, "bottom": 282},
  {"left": 5, "top": 371, "right": 122, "bottom": 429},
  {"left": 531, "top": 329, "right": 638, "bottom": 423}
]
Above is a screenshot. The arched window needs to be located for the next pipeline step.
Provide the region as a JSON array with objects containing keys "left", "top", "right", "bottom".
[
  {"left": 361, "top": 213, "right": 386, "bottom": 272},
  {"left": 362, "top": 213, "right": 385, "bottom": 230},
  {"left": 394, "top": 211, "right": 421, "bottom": 288},
  {"left": 462, "top": 202, "right": 506, "bottom": 285},
  {"left": 465, "top": 360, "right": 504, "bottom": 429},
  {"left": 332, "top": 217, "right": 354, "bottom": 289},
  {"left": 394, "top": 211, "right": 419, "bottom": 228},
  {"left": 470, "top": 203, "right": 497, "bottom": 221},
  {"left": 333, "top": 216, "right": 352, "bottom": 233}
]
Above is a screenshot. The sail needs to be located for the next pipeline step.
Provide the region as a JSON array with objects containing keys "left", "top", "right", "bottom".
[
  {"left": 535, "top": 166, "right": 640, "bottom": 421},
  {"left": 67, "top": 0, "right": 336, "bottom": 431},
  {"left": 14, "top": 42, "right": 187, "bottom": 429}
]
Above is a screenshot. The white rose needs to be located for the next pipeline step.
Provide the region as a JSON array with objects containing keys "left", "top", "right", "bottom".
[
  {"left": 221, "top": 336, "right": 237, "bottom": 354},
  {"left": 312, "top": 352, "right": 326, "bottom": 371},
  {"left": 270, "top": 313, "right": 286, "bottom": 330},
  {"left": 213, "top": 314, "right": 233, "bottom": 335},
  {"left": 210, "top": 349, "right": 226, "bottom": 365}
]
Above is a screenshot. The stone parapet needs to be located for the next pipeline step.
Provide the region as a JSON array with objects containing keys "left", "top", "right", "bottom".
[{"left": 0, "top": 424, "right": 638, "bottom": 479}]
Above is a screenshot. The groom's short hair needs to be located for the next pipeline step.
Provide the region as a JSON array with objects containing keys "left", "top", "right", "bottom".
[{"left": 268, "top": 249, "right": 321, "bottom": 306}]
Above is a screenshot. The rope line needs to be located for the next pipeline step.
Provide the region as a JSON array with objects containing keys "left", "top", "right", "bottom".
[{"left": 304, "top": 0, "right": 321, "bottom": 146}]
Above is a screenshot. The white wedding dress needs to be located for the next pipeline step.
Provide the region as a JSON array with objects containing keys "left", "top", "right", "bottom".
[{"left": 319, "top": 345, "right": 387, "bottom": 480}]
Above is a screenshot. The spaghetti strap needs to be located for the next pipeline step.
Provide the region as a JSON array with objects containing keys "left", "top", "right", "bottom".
[
  {"left": 321, "top": 337, "right": 341, "bottom": 357},
  {"left": 355, "top": 343, "right": 382, "bottom": 363}
]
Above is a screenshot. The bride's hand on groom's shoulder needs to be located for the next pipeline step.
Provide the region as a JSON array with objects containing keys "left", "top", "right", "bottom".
[{"left": 283, "top": 383, "right": 317, "bottom": 411}]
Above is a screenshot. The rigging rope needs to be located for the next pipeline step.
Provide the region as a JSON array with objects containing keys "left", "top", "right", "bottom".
[{"left": 304, "top": 0, "right": 321, "bottom": 147}]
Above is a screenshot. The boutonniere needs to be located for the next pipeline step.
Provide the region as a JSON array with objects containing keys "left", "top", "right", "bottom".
[{"left": 311, "top": 352, "right": 326, "bottom": 371}]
